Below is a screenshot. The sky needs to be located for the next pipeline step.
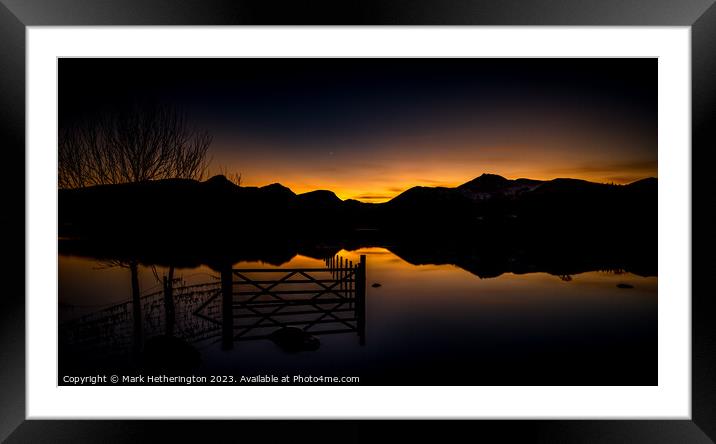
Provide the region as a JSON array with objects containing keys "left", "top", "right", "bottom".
[{"left": 59, "top": 58, "right": 657, "bottom": 202}]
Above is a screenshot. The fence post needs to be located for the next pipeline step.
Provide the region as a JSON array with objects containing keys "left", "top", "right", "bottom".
[
  {"left": 221, "top": 266, "right": 234, "bottom": 350},
  {"left": 348, "top": 259, "right": 353, "bottom": 306},
  {"left": 339, "top": 256, "right": 344, "bottom": 297},
  {"left": 163, "top": 267, "right": 176, "bottom": 337},
  {"left": 129, "top": 260, "right": 143, "bottom": 359},
  {"left": 356, "top": 255, "right": 366, "bottom": 346}
]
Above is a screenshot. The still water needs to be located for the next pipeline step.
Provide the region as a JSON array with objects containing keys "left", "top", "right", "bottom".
[{"left": 59, "top": 247, "right": 657, "bottom": 385}]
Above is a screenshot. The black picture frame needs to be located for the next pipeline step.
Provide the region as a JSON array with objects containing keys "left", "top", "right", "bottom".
[{"left": 1, "top": 1, "right": 713, "bottom": 442}]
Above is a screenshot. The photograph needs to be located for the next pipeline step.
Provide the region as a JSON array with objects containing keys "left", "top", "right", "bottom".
[{"left": 57, "top": 57, "right": 657, "bottom": 386}]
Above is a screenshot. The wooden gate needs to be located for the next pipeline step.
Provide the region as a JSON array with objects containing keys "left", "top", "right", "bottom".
[{"left": 219, "top": 254, "right": 366, "bottom": 349}]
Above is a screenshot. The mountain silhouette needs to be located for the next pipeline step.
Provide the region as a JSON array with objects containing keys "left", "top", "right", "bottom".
[
  {"left": 456, "top": 174, "right": 543, "bottom": 201},
  {"left": 203, "top": 174, "right": 238, "bottom": 189},
  {"left": 260, "top": 182, "right": 296, "bottom": 196},
  {"left": 59, "top": 173, "right": 656, "bottom": 225},
  {"left": 58, "top": 173, "right": 657, "bottom": 277},
  {"left": 296, "top": 190, "right": 343, "bottom": 209},
  {"left": 388, "top": 185, "right": 472, "bottom": 210},
  {"left": 59, "top": 172, "right": 656, "bottom": 268},
  {"left": 625, "top": 177, "right": 658, "bottom": 192},
  {"left": 459, "top": 173, "right": 512, "bottom": 189}
]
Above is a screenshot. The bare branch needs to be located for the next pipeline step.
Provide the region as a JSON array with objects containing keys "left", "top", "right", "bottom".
[{"left": 58, "top": 105, "right": 214, "bottom": 188}]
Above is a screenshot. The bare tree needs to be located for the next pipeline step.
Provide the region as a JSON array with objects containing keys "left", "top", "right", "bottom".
[{"left": 59, "top": 105, "right": 212, "bottom": 188}]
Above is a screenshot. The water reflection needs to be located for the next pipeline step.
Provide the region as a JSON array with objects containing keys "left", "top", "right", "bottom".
[{"left": 59, "top": 247, "right": 657, "bottom": 386}]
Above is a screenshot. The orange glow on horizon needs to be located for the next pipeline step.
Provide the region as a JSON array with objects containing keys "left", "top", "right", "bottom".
[
  {"left": 226, "top": 169, "right": 656, "bottom": 204},
  {"left": 208, "top": 112, "right": 656, "bottom": 203}
]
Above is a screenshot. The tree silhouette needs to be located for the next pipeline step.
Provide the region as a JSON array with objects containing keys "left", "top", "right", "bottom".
[
  {"left": 59, "top": 105, "right": 212, "bottom": 188},
  {"left": 63, "top": 105, "right": 214, "bottom": 339}
]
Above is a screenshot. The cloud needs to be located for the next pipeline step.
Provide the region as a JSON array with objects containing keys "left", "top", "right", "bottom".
[
  {"left": 352, "top": 194, "right": 394, "bottom": 200},
  {"left": 551, "top": 160, "right": 657, "bottom": 175}
]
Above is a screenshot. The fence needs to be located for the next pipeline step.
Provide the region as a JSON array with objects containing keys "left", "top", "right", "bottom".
[{"left": 59, "top": 254, "right": 366, "bottom": 360}]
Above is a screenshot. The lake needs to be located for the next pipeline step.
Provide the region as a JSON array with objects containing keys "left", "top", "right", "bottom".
[{"left": 59, "top": 246, "right": 657, "bottom": 385}]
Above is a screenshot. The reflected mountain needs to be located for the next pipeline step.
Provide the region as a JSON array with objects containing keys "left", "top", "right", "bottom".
[
  {"left": 59, "top": 236, "right": 655, "bottom": 280},
  {"left": 59, "top": 173, "right": 656, "bottom": 278}
]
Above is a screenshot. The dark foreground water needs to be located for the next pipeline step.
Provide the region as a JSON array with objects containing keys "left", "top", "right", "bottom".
[{"left": 59, "top": 247, "right": 657, "bottom": 385}]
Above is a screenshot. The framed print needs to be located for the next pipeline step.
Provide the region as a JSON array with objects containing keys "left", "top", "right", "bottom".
[{"left": 2, "top": 0, "right": 714, "bottom": 442}]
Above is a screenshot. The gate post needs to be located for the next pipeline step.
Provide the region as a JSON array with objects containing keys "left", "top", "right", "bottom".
[
  {"left": 356, "top": 255, "right": 366, "bottom": 346},
  {"left": 163, "top": 266, "right": 176, "bottom": 336},
  {"left": 221, "top": 266, "right": 234, "bottom": 350},
  {"left": 129, "top": 260, "right": 143, "bottom": 359}
]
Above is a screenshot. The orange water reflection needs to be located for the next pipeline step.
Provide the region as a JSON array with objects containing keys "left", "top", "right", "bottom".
[{"left": 60, "top": 246, "right": 656, "bottom": 321}]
